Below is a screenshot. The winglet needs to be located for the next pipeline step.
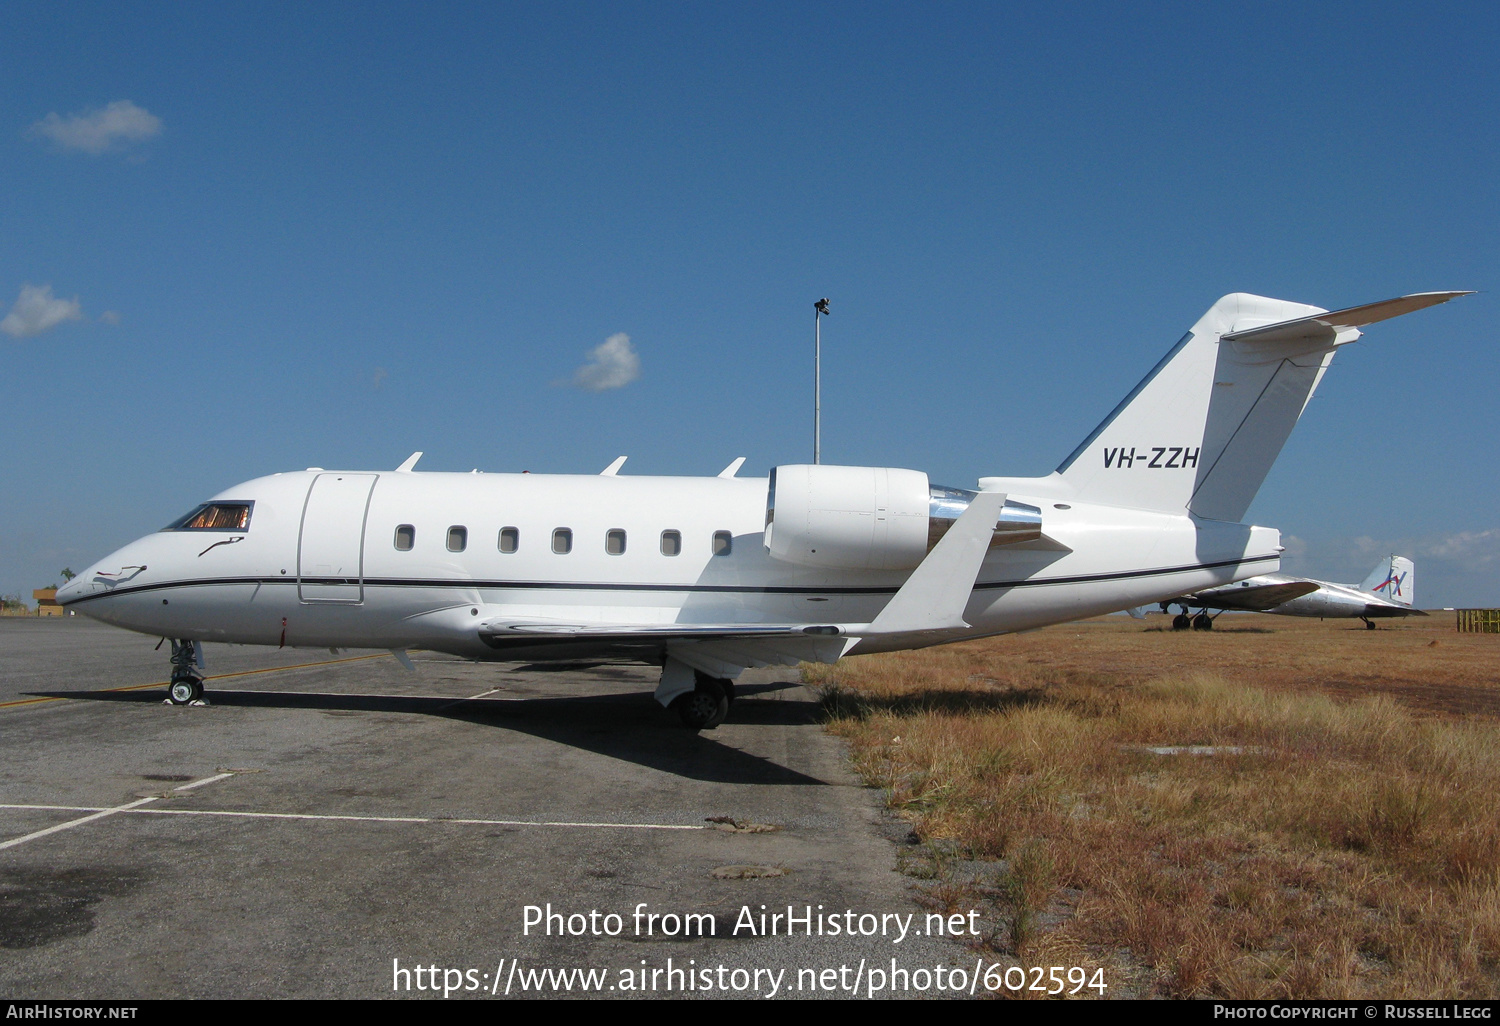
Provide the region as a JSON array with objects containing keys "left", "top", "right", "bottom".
[
  {"left": 717, "top": 457, "right": 746, "bottom": 478},
  {"left": 601, "top": 456, "right": 628, "bottom": 476},
  {"left": 867, "top": 490, "right": 1007, "bottom": 634},
  {"left": 395, "top": 452, "right": 423, "bottom": 473}
]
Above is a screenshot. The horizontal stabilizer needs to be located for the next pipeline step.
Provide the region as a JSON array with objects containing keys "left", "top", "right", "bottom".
[{"left": 1222, "top": 292, "right": 1473, "bottom": 345}]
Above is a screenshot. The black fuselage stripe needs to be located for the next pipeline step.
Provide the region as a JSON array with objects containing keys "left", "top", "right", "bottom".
[{"left": 59, "top": 554, "right": 1280, "bottom": 606}]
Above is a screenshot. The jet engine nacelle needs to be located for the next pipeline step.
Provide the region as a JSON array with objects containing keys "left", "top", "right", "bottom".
[
  {"left": 765, "top": 464, "right": 932, "bottom": 570},
  {"left": 765, "top": 465, "right": 1047, "bottom": 571}
]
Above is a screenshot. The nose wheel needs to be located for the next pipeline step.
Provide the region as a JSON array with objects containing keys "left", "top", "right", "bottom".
[
  {"left": 169, "top": 676, "right": 204, "bottom": 704},
  {"left": 166, "top": 640, "right": 206, "bottom": 706}
]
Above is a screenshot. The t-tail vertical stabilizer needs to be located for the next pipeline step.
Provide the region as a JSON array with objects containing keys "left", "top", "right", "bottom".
[{"left": 1049, "top": 292, "right": 1471, "bottom": 520}]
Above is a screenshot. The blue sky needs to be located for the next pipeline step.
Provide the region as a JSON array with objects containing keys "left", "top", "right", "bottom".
[{"left": 3, "top": 2, "right": 1496, "bottom": 606}]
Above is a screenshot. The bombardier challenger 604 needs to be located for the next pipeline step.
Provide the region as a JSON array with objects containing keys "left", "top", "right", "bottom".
[{"left": 58, "top": 291, "right": 1469, "bottom": 728}]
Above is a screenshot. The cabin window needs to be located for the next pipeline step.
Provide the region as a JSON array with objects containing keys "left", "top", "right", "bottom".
[
  {"left": 660, "top": 530, "right": 681, "bottom": 556},
  {"left": 394, "top": 525, "right": 415, "bottom": 551},
  {"left": 552, "top": 528, "right": 573, "bottom": 554},
  {"left": 712, "top": 531, "right": 732, "bottom": 556},
  {"left": 606, "top": 529, "right": 626, "bottom": 555},
  {"left": 498, "top": 527, "right": 519, "bottom": 553},
  {"left": 447, "top": 526, "right": 468, "bottom": 552},
  {"left": 162, "top": 502, "right": 254, "bottom": 532}
]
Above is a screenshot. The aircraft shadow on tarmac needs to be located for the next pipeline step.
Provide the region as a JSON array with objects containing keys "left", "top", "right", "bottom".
[{"left": 30, "top": 681, "right": 826, "bottom": 787}]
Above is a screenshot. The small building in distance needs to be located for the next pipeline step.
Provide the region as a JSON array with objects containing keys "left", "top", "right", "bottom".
[{"left": 33, "top": 588, "right": 64, "bottom": 617}]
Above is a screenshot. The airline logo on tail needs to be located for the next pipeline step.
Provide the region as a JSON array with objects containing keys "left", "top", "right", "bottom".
[
  {"left": 1360, "top": 556, "right": 1415, "bottom": 606},
  {"left": 1372, "top": 571, "right": 1406, "bottom": 599}
]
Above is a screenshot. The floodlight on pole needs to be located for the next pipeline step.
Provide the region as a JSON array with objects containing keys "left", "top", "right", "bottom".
[{"left": 814, "top": 298, "right": 829, "bottom": 464}]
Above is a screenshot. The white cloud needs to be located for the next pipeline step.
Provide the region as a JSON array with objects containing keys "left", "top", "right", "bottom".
[
  {"left": 1, "top": 284, "right": 85, "bottom": 338},
  {"left": 1418, "top": 529, "right": 1500, "bottom": 567},
  {"left": 571, "top": 332, "right": 641, "bottom": 392},
  {"left": 98, "top": 310, "right": 121, "bottom": 325},
  {"left": 32, "top": 100, "right": 162, "bottom": 155}
]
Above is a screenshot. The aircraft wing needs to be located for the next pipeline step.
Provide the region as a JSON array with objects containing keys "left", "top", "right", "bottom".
[
  {"left": 1176, "top": 580, "right": 1321, "bottom": 611},
  {"left": 475, "top": 617, "right": 856, "bottom": 671},
  {"left": 478, "top": 619, "right": 843, "bottom": 642},
  {"left": 476, "top": 489, "right": 1010, "bottom": 671}
]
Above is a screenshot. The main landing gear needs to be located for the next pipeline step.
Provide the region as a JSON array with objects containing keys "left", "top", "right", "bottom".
[
  {"left": 1361, "top": 617, "right": 1378, "bottom": 630},
  {"left": 1170, "top": 607, "right": 1215, "bottom": 631},
  {"left": 672, "top": 672, "right": 735, "bottom": 731},
  {"left": 167, "top": 639, "right": 206, "bottom": 705}
]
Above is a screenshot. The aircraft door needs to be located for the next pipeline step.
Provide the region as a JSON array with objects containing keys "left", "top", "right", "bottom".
[{"left": 297, "top": 473, "right": 378, "bottom": 603}]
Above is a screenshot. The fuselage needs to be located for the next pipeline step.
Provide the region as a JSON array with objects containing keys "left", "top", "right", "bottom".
[{"left": 58, "top": 468, "right": 1282, "bottom": 662}]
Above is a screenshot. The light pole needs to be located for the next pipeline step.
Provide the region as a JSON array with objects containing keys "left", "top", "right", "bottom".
[{"left": 814, "top": 297, "right": 829, "bottom": 464}]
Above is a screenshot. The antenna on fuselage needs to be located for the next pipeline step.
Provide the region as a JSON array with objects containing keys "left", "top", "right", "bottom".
[{"left": 395, "top": 451, "right": 423, "bottom": 473}]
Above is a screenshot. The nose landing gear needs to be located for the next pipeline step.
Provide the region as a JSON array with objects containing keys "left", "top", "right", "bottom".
[{"left": 166, "top": 640, "right": 206, "bottom": 705}]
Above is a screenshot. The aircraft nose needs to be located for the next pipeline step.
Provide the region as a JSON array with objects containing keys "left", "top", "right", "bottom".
[{"left": 55, "top": 572, "right": 91, "bottom": 605}]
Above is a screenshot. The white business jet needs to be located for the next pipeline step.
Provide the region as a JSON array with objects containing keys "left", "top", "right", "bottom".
[{"left": 57, "top": 291, "right": 1469, "bottom": 728}]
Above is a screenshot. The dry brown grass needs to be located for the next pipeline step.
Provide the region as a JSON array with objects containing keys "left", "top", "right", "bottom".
[{"left": 810, "top": 615, "right": 1500, "bottom": 998}]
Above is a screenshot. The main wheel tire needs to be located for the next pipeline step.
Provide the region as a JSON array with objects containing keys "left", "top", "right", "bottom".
[
  {"left": 1172, "top": 614, "right": 1191, "bottom": 631},
  {"left": 1193, "top": 613, "right": 1213, "bottom": 631},
  {"left": 169, "top": 677, "right": 198, "bottom": 705},
  {"left": 1365, "top": 620, "right": 1377, "bottom": 630},
  {"left": 674, "top": 679, "right": 730, "bottom": 730}
]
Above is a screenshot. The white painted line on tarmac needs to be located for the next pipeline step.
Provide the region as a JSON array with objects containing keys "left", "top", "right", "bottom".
[
  {"left": 136, "top": 809, "right": 707, "bottom": 830},
  {"left": 173, "top": 771, "right": 236, "bottom": 791},
  {"left": 0, "top": 796, "right": 163, "bottom": 852},
  {"left": 0, "top": 803, "right": 705, "bottom": 831},
  {"left": 436, "top": 687, "right": 502, "bottom": 710},
  {"left": 0, "top": 771, "right": 237, "bottom": 851}
]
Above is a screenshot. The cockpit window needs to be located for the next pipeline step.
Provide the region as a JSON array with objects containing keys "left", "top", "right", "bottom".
[{"left": 162, "top": 502, "right": 254, "bottom": 532}]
